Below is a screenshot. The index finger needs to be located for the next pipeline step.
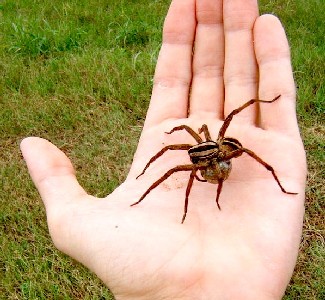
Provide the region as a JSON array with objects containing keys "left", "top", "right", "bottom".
[{"left": 143, "top": 0, "right": 196, "bottom": 129}]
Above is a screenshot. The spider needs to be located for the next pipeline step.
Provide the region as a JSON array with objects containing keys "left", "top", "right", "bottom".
[{"left": 131, "top": 95, "right": 297, "bottom": 223}]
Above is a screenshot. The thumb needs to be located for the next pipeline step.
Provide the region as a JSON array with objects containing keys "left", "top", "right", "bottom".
[{"left": 20, "top": 137, "right": 88, "bottom": 213}]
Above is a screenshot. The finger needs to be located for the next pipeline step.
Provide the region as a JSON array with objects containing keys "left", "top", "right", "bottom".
[
  {"left": 254, "top": 15, "right": 299, "bottom": 135},
  {"left": 223, "top": 0, "right": 259, "bottom": 122},
  {"left": 189, "top": 0, "right": 224, "bottom": 119},
  {"left": 143, "top": 0, "right": 196, "bottom": 128},
  {"left": 20, "top": 137, "right": 87, "bottom": 212}
]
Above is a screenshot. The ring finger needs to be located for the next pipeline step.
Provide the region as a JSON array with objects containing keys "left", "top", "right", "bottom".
[{"left": 223, "top": 0, "right": 259, "bottom": 123}]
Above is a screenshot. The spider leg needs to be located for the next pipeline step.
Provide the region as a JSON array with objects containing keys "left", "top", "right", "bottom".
[
  {"left": 166, "top": 125, "right": 203, "bottom": 143},
  {"left": 181, "top": 168, "right": 198, "bottom": 223},
  {"left": 216, "top": 180, "right": 223, "bottom": 210},
  {"left": 243, "top": 147, "right": 298, "bottom": 195},
  {"left": 195, "top": 174, "right": 207, "bottom": 182},
  {"left": 131, "top": 164, "right": 196, "bottom": 207},
  {"left": 222, "top": 148, "right": 244, "bottom": 160},
  {"left": 198, "top": 124, "right": 212, "bottom": 141},
  {"left": 136, "top": 144, "right": 193, "bottom": 179},
  {"left": 218, "top": 95, "right": 281, "bottom": 139}
]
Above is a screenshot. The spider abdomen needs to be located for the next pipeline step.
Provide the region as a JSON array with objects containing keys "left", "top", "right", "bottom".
[{"left": 200, "top": 159, "right": 232, "bottom": 183}]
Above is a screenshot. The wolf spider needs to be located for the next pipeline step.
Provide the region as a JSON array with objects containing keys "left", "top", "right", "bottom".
[{"left": 131, "top": 95, "right": 297, "bottom": 223}]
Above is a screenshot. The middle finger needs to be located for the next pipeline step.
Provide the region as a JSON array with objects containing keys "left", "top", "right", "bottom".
[{"left": 189, "top": 0, "right": 224, "bottom": 119}]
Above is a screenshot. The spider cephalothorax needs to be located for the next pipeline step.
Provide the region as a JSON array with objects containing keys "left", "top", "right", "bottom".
[{"left": 131, "top": 95, "right": 297, "bottom": 223}]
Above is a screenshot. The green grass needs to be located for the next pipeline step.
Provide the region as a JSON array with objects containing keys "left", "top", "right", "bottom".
[{"left": 0, "top": 0, "right": 324, "bottom": 299}]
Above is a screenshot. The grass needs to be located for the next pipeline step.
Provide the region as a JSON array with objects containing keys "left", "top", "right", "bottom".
[{"left": 0, "top": 0, "right": 324, "bottom": 298}]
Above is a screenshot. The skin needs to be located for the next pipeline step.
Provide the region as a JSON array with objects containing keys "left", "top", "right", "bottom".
[{"left": 20, "top": 0, "right": 307, "bottom": 299}]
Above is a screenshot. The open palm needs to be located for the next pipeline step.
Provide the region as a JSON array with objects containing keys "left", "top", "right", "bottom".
[{"left": 21, "top": 1, "right": 306, "bottom": 299}]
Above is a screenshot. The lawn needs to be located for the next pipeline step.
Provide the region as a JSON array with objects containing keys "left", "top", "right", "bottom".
[{"left": 0, "top": 0, "right": 324, "bottom": 299}]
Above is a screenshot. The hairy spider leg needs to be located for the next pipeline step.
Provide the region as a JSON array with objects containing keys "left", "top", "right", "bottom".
[
  {"left": 166, "top": 125, "right": 203, "bottom": 143},
  {"left": 215, "top": 180, "right": 223, "bottom": 210},
  {"left": 131, "top": 164, "right": 196, "bottom": 207},
  {"left": 136, "top": 144, "right": 193, "bottom": 179},
  {"left": 198, "top": 124, "right": 212, "bottom": 141},
  {"left": 222, "top": 148, "right": 244, "bottom": 160},
  {"left": 218, "top": 95, "right": 281, "bottom": 139},
  {"left": 194, "top": 173, "right": 207, "bottom": 182},
  {"left": 243, "top": 147, "right": 298, "bottom": 195},
  {"left": 181, "top": 168, "right": 198, "bottom": 223}
]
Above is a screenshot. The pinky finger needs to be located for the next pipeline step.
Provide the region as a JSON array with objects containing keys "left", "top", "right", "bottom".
[{"left": 254, "top": 14, "right": 299, "bottom": 135}]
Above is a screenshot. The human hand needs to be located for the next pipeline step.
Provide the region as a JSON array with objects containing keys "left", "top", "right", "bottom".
[{"left": 21, "top": 0, "right": 306, "bottom": 299}]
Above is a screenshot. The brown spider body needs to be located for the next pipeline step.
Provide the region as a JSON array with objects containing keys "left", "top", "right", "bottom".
[
  {"left": 188, "top": 138, "right": 242, "bottom": 183},
  {"left": 131, "top": 95, "right": 297, "bottom": 223}
]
